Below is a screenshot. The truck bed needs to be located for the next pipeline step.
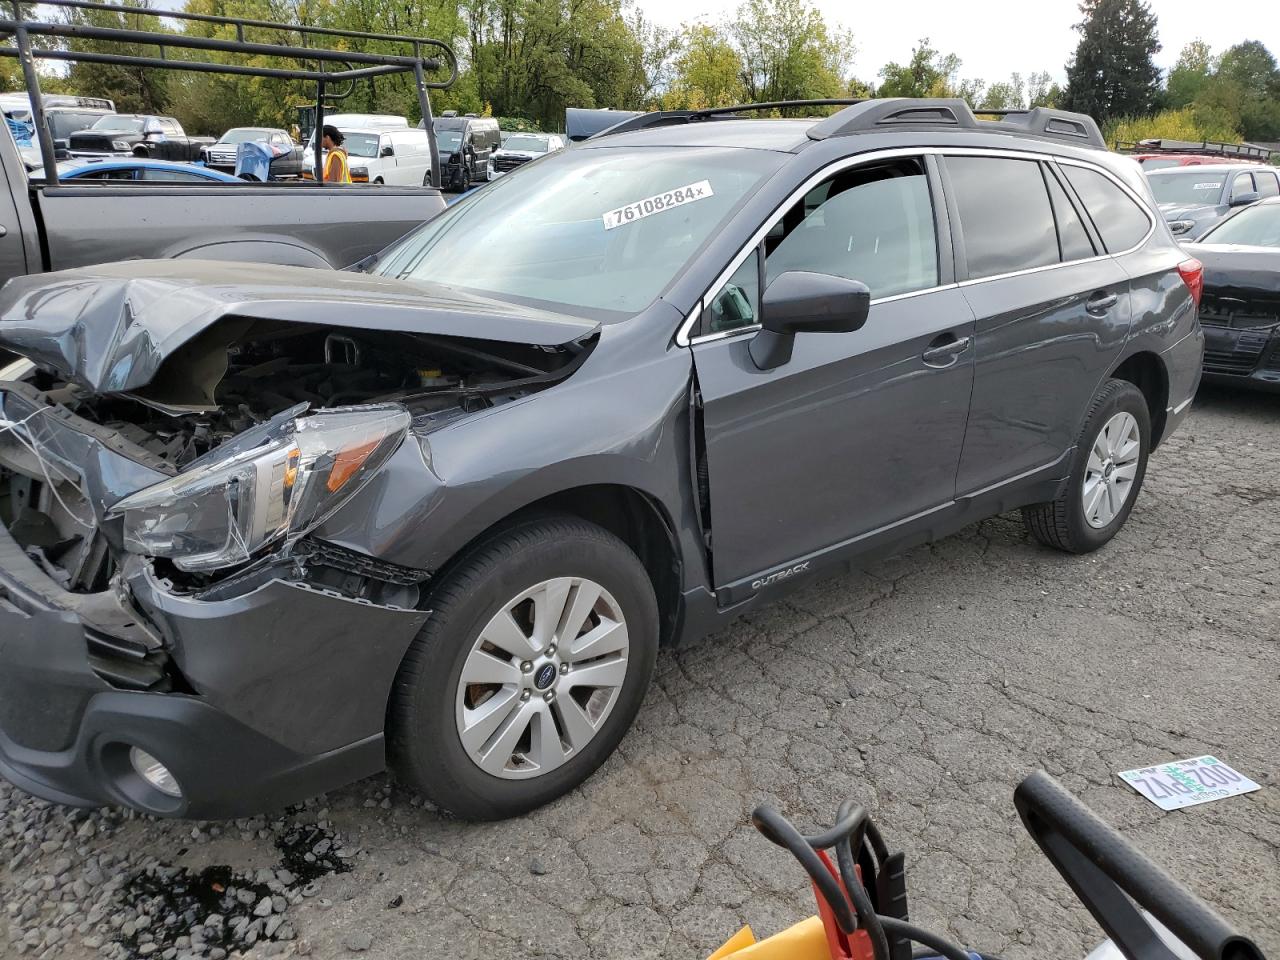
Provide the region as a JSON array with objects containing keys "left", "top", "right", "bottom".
[{"left": 29, "top": 181, "right": 444, "bottom": 272}]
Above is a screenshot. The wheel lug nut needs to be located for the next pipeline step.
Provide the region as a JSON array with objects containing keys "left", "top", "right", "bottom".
[
  {"left": 520, "top": 690, "right": 531, "bottom": 702},
  {"left": 559, "top": 663, "right": 570, "bottom": 675},
  {"left": 543, "top": 690, "right": 555, "bottom": 702},
  {"left": 520, "top": 661, "right": 533, "bottom": 674},
  {"left": 546, "top": 644, "right": 556, "bottom": 656}
]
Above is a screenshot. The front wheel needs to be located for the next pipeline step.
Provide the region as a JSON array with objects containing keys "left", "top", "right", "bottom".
[
  {"left": 1023, "top": 378, "right": 1150, "bottom": 553},
  {"left": 388, "top": 515, "right": 658, "bottom": 819}
]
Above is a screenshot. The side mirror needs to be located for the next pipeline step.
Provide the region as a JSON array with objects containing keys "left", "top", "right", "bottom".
[
  {"left": 749, "top": 270, "right": 870, "bottom": 370},
  {"left": 380, "top": 144, "right": 395, "bottom": 157},
  {"left": 1229, "top": 190, "right": 1260, "bottom": 208}
]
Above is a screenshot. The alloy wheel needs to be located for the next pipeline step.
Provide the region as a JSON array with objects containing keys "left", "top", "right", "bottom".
[
  {"left": 1082, "top": 411, "right": 1141, "bottom": 529},
  {"left": 455, "top": 577, "right": 629, "bottom": 779}
]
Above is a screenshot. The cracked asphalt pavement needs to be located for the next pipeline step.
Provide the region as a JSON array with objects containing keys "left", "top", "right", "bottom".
[{"left": 4, "top": 384, "right": 1278, "bottom": 960}]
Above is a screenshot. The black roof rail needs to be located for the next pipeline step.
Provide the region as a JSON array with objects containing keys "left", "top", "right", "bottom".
[
  {"left": 585, "top": 97, "right": 1106, "bottom": 151},
  {"left": 586, "top": 99, "right": 866, "bottom": 140},
  {"left": 807, "top": 99, "right": 1106, "bottom": 149}
]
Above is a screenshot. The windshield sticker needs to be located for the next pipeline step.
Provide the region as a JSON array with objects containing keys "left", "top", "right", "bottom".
[
  {"left": 1193, "top": 182, "right": 1223, "bottom": 190},
  {"left": 602, "top": 180, "right": 714, "bottom": 230}
]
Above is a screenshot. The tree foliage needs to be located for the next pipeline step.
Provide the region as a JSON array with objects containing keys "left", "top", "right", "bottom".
[{"left": 1061, "top": 0, "right": 1161, "bottom": 123}]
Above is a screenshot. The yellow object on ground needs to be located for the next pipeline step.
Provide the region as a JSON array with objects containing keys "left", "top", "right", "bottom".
[{"left": 706, "top": 916, "right": 831, "bottom": 960}]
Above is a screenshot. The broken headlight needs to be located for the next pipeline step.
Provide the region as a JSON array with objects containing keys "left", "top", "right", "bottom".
[{"left": 110, "top": 405, "right": 411, "bottom": 572}]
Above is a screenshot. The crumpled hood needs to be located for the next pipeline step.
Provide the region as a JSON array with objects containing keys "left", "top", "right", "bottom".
[{"left": 0, "top": 259, "right": 599, "bottom": 394}]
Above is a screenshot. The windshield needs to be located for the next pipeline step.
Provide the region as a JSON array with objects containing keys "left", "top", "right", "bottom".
[
  {"left": 503, "top": 135, "right": 550, "bottom": 153},
  {"left": 342, "top": 133, "right": 381, "bottom": 158},
  {"left": 1148, "top": 171, "right": 1227, "bottom": 205},
  {"left": 436, "top": 131, "right": 462, "bottom": 152},
  {"left": 374, "top": 145, "right": 782, "bottom": 316},
  {"left": 220, "top": 129, "right": 270, "bottom": 144},
  {"left": 49, "top": 112, "right": 106, "bottom": 138},
  {"left": 90, "top": 115, "right": 144, "bottom": 133},
  {"left": 1202, "top": 203, "right": 1280, "bottom": 247}
]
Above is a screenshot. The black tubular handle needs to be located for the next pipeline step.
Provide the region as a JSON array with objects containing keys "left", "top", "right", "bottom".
[{"left": 1014, "top": 772, "right": 1265, "bottom": 960}]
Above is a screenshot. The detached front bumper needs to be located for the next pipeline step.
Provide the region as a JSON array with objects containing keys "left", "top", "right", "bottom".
[{"left": 0, "top": 524, "right": 428, "bottom": 818}]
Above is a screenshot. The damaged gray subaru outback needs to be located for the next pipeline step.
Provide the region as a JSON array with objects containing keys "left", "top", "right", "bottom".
[{"left": 0, "top": 99, "right": 1204, "bottom": 820}]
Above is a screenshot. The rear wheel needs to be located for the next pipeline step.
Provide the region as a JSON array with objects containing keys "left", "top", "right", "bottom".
[
  {"left": 388, "top": 515, "right": 658, "bottom": 819},
  {"left": 1023, "top": 379, "right": 1150, "bottom": 553}
]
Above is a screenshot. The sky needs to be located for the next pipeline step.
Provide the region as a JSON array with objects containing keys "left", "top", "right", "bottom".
[{"left": 633, "top": 0, "right": 1279, "bottom": 87}]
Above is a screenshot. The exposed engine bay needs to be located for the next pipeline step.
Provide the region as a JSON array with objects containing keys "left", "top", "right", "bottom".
[
  {"left": 57, "top": 321, "right": 588, "bottom": 469},
  {"left": 0, "top": 321, "right": 592, "bottom": 596}
]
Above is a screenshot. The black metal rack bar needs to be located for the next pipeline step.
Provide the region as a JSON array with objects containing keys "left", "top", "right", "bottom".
[
  {"left": 0, "top": 0, "right": 457, "bottom": 187},
  {"left": 1113, "top": 138, "right": 1273, "bottom": 162}
]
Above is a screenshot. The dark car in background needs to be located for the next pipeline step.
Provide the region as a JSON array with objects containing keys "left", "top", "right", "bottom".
[
  {"left": 1192, "top": 196, "right": 1280, "bottom": 391},
  {"left": 428, "top": 114, "right": 501, "bottom": 190},
  {"left": 202, "top": 127, "right": 302, "bottom": 178},
  {"left": 0, "top": 99, "right": 1203, "bottom": 822},
  {"left": 68, "top": 114, "right": 212, "bottom": 161},
  {"left": 1147, "top": 163, "right": 1280, "bottom": 239}
]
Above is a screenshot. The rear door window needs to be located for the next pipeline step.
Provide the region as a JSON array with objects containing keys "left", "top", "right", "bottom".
[
  {"left": 946, "top": 156, "right": 1058, "bottom": 278},
  {"left": 1255, "top": 171, "right": 1280, "bottom": 198},
  {"left": 1061, "top": 165, "right": 1151, "bottom": 252}
]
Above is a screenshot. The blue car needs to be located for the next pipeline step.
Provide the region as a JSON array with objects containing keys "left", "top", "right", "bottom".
[{"left": 32, "top": 157, "right": 242, "bottom": 183}]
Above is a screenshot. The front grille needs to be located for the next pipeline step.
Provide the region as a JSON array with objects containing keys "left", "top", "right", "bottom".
[
  {"left": 494, "top": 155, "right": 530, "bottom": 172},
  {"left": 68, "top": 135, "right": 119, "bottom": 153},
  {"left": 1203, "top": 332, "right": 1269, "bottom": 374}
]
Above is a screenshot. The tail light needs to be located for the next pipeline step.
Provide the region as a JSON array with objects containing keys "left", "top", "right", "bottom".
[{"left": 1178, "top": 258, "right": 1203, "bottom": 308}]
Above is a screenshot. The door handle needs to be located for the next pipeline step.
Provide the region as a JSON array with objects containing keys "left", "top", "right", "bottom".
[
  {"left": 922, "top": 335, "right": 972, "bottom": 366},
  {"left": 1087, "top": 291, "right": 1119, "bottom": 313},
  {"left": 0, "top": 225, "right": 7, "bottom": 238}
]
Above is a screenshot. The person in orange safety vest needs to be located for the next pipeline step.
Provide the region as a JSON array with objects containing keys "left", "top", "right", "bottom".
[{"left": 321, "top": 124, "right": 351, "bottom": 184}]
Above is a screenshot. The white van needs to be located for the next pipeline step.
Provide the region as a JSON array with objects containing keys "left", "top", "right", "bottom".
[
  {"left": 342, "top": 127, "right": 433, "bottom": 185},
  {"left": 301, "top": 114, "right": 409, "bottom": 174}
]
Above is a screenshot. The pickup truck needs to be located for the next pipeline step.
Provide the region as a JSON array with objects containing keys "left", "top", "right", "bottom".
[
  {"left": 0, "top": 120, "right": 445, "bottom": 300},
  {"left": 68, "top": 114, "right": 214, "bottom": 161}
]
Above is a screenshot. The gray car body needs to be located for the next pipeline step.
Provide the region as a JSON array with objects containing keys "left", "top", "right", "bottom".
[
  {"left": 0, "top": 121, "right": 447, "bottom": 286},
  {"left": 0, "top": 113, "right": 1204, "bottom": 817},
  {"left": 1149, "top": 162, "right": 1273, "bottom": 239}
]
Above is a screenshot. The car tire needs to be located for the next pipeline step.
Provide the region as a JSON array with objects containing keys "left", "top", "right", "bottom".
[
  {"left": 1022, "top": 378, "right": 1150, "bottom": 554},
  {"left": 387, "top": 514, "right": 658, "bottom": 820}
]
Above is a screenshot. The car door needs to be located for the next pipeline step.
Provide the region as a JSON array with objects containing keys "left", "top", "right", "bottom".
[
  {"left": 945, "top": 154, "right": 1133, "bottom": 496},
  {"left": 691, "top": 154, "right": 976, "bottom": 594}
]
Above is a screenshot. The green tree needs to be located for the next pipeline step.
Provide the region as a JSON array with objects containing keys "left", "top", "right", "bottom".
[
  {"left": 1060, "top": 0, "right": 1161, "bottom": 123},
  {"left": 877, "top": 38, "right": 959, "bottom": 99},
  {"left": 729, "top": 0, "right": 853, "bottom": 107},
  {"left": 666, "top": 23, "right": 745, "bottom": 109},
  {"left": 1026, "top": 70, "right": 1062, "bottom": 108},
  {"left": 1165, "top": 39, "right": 1212, "bottom": 108},
  {"left": 1213, "top": 40, "right": 1280, "bottom": 140},
  {"left": 981, "top": 73, "right": 1024, "bottom": 110}
]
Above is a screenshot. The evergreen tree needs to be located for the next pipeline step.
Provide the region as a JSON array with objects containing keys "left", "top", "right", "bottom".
[{"left": 1061, "top": 0, "right": 1161, "bottom": 122}]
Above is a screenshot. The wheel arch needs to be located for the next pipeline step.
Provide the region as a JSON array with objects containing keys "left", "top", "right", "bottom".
[
  {"left": 420, "top": 483, "right": 685, "bottom": 649},
  {"left": 1107, "top": 350, "right": 1170, "bottom": 447}
]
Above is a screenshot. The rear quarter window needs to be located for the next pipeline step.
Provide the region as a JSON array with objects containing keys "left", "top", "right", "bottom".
[{"left": 1063, "top": 165, "right": 1151, "bottom": 252}]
